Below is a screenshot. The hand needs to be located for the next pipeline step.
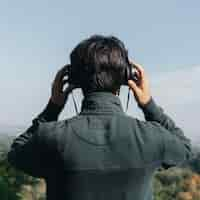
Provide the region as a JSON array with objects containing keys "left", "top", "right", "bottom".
[
  {"left": 128, "top": 61, "right": 151, "bottom": 107},
  {"left": 50, "top": 65, "right": 76, "bottom": 107}
]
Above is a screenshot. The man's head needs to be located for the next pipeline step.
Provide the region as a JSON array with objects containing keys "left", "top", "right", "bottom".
[{"left": 69, "top": 35, "right": 130, "bottom": 96}]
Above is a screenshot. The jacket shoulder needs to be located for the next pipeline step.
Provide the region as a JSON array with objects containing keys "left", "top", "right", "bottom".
[
  {"left": 117, "top": 115, "right": 164, "bottom": 166},
  {"left": 37, "top": 116, "right": 81, "bottom": 150}
]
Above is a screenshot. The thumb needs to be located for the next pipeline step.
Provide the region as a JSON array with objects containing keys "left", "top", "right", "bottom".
[{"left": 128, "top": 80, "right": 140, "bottom": 94}]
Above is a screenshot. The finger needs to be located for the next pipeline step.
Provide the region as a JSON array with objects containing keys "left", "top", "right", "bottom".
[
  {"left": 60, "top": 64, "right": 70, "bottom": 73},
  {"left": 54, "top": 79, "right": 69, "bottom": 93},
  {"left": 63, "top": 84, "right": 76, "bottom": 96},
  {"left": 133, "top": 64, "right": 145, "bottom": 79},
  {"left": 53, "top": 73, "right": 68, "bottom": 91},
  {"left": 55, "top": 65, "right": 70, "bottom": 81},
  {"left": 61, "top": 79, "right": 68, "bottom": 86},
  {"left": 129, "top": 61, "right": 145, "bottom": 75},
  {"left": 129, "top": 62, "right": 142, "bottom": 82},
  {"left": 61, "top": 64, "right": 71, "bottom": 76},
  {"left": 131, "top": 63, "right": 147, "bottom": 85},
  {"left": 128, "top": 80, "right": 141, "bottom": 94},
  {"left": 134, "top": 68, "right": 140, "bottom": 77}
]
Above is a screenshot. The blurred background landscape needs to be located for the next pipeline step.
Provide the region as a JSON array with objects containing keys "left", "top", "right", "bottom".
[{"left": 1, "top": 0, "right": 200, "bottom": 199}]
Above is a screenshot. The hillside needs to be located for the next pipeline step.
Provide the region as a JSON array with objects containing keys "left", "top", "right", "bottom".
[{"left": 0, "top": 134, "right": 14, "bottom": 161}]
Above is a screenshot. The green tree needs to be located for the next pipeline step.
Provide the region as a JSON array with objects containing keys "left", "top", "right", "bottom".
[{"left": 0, "top": 149, "right": 41, "bottom": 200}]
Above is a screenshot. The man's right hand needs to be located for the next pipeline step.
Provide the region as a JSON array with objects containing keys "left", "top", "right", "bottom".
[
  {"left": 128, "top": 61, "right": 152, "bottom": 107},
  {"left": 50, "top": 65, "right": 76, "bottom": 108}
]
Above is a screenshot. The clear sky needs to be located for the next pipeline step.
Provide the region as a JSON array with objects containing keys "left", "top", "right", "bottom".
[{"left": 0, "top": 0, "right": 199, "bottom": 144}]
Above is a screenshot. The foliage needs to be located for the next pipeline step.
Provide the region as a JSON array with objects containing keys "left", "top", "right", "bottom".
[
  {"left": 0, "top": 149, "right": 41, "bottom": 200},
  {"left": 153, "top": 167, "right": 200, "bottom": 200}
]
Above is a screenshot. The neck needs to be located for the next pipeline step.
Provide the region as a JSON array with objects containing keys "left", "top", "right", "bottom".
[{"left": 80, "top": 91, "right": 124, "bottom": 115}]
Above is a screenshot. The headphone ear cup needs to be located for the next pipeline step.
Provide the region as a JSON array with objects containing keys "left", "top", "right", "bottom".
[
  {"left": 66, "top": 64, "right": 73, "bottom": 84},
  {"left": 123, "top": 63, "right": 139, "bottom": 85},
  {"left": 68, "top": 65, "right": 81, "bottom": 88},
  {"left": 122, "top": 65, "right": 131, "bottom": 85}
]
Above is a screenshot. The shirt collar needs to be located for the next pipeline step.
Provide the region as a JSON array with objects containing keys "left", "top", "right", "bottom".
[{"left": 80, "top": 91, "right": 124, "bottom": 115}]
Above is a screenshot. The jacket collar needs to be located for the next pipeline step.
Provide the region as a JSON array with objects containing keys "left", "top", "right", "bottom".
[{"left": 80, "top": 91, "right": 124, "bottom": 115}]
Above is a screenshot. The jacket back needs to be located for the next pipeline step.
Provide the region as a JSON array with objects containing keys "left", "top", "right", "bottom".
[{"left": 8, "top": 92, "right": 194, "bottom": 200}]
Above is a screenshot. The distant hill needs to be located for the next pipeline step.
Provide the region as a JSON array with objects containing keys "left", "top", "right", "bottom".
[
  {"left": 0, "top": 134, "right": 14, "bottom": 160},
  {"left": 0, "top": 124, "right": 26, "bottom": 136},
  {"left": 0, "top": 124, "right": 26, "bottom": 160}
]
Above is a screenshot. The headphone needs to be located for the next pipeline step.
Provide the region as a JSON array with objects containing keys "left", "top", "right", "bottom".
[
  {"left": 66, "top": 61, "right": 139, "bottom": 114},
  {"left": 122, "top": 61, "right": 139, "bottom": 112}
]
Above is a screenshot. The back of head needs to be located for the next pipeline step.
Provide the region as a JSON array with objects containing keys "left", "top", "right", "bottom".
[{"left": 69, "top": 35, "right": 129, "bottom": 95}]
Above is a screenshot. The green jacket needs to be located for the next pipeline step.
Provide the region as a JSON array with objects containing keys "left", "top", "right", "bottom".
[{"left": 7, "top": 91, "right": 194, "bottom": 200}]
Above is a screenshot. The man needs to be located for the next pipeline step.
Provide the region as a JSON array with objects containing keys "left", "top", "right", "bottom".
[{"left": 8, "top": 35, "right": 194, "bottom": 200}]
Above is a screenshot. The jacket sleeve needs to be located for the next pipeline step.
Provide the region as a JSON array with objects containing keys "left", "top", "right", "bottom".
[
  {"left": 138, "top": 97, "right": 196, "bottom": 169},
  {"left": 7, "top": 99, "right": 63, "bottom": 178}
]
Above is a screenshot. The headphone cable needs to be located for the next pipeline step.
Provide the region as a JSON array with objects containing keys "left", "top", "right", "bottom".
[
  {"left": 71, "top": 91, "right": 79, "bottom": 115},
  {"left": 126, "top": 87, "right": 131, "bottom": 112}
]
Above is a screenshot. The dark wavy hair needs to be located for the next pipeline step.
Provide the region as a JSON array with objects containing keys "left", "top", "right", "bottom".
[{"left": 69, "top": 35, "right": 129, "bottom": 95}]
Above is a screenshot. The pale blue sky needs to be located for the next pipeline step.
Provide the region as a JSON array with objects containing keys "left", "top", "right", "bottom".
[{"left": 0, "top": 0, "right": 199, "bottom": 144}]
